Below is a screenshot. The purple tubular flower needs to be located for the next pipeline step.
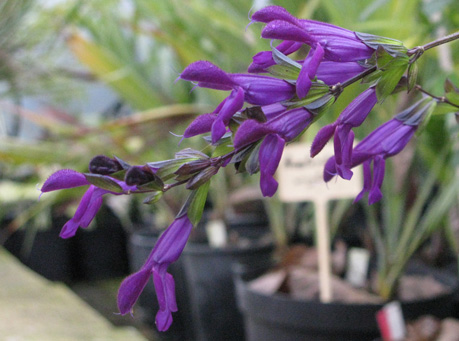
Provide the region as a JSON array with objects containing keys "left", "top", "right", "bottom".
[
  {"left": 234, "top": 106, "right": 314, "bottom": 196},
  {"left": 117, "top": 215, "right": 193, "bottom": 331},
  {"left": 40, "top": 169, "right": 137, "bottom": 238},
  {"left": 311, "top": 87, "right": 377, "bottom": 179},
  {"left": 324, "top": 116, "right": 418, "bottom": 204},
  {"left": 180, "top": 61, "right": 295, "bottom": 143},
  {"left": 253, "top": 6, "right": 374, "bottom": 62}
]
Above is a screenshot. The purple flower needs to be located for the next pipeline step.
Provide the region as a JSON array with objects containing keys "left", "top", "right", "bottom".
[
  {"left": 180, "top": 61, "right": 295, "bottom": 143},
  {"left": 248, "top": 6, "right": 374, "bottom": 95},
  {"left": 41, "top": 169, "right": 137, "bottom": 238},
  {"left": 117, "top": 215, "right": 193, "bottom": 331},
  {"left": 234, "top": 106, "right": 314, "bottom": 196},
  {"left": 311, "top": 87, "right": 377, "bottom": 180},
  {"left": 323, "top": 112, "right": 424, "bottom": 204},
  {"left": 252, "top": 6, "right": 374, "bottom": 62}
]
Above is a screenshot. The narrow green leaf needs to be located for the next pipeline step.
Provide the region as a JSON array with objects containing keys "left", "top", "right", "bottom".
[
  {"left": 187, "top": 181, "right": 210, "bottom": 226},
  {"left": 84, "top": 173, "right": 123, "bottom": 193}
]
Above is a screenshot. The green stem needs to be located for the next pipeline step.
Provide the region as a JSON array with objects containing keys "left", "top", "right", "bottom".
[
  {"left": 415, "top": 85, "right": 459, "bottom": 109},
  {"left": 329, "top": 65, "right": 377, "bottom": 95}
]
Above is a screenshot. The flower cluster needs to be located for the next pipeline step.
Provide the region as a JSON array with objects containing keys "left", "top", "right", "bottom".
[{"left": 39, "top": 5, "right": 445, "bottom": 332}]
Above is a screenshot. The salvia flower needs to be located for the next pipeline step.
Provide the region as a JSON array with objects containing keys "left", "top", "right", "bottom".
[
  {"left": 179, "top": 60, "right": 295, "bottom": 143},
  {"left": 40, "top": 166, "right": 137, "bottom": 238},
  {"left": 324, "top": 98, "right": 436, "bottom": 204},
  {"left": 234, "top": 105, "right": 315, "bottom": 196},
  {"left": 117, "top": 215, "right": 193, "bottom": 331},
  {"left": 248, "top": 6, "right": 375, "bottom": 98},
  {"left": 311, "top": 87, "right": 378, "bottom": 180}
]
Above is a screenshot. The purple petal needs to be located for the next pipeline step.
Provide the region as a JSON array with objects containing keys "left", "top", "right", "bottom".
[
  {"left": 231, "top": 74, "right": 295, "bottom": 105},
  {"left": 354, "top": 160, "right": 372, "bottom": 203},
  {"left": 251, "top": 6, "right": 300, "bottom": 25},
  {"left": 323, "top": 156, "right": 337, "bottom": 182},
  {"left": 266, "top": 107, "right": 314, "bottom": 142},
  {"left": 211, "top": 87, "right": 244, "bottom": 143},
  {"left": 180, "top": 61, "right": 234, "bottom": 90},
  {"left": 262, "top": 20, "right": 313, "bottom": 45},
  {"left": 79, "top": 192, "right": 104, "bottom": 228},
  {"left": 59, "top": 186, "right": 95, "bottom": 239},
  {"left": 259, "top": 134, "right": 285, "bottom": 197},
  {"left": 117, "top": 268, "right": 152, "bottom": 315},
  {"left": 339, "top": 87, "right": 377, "bottom": 127},
  {"left": 297, "top": 44, "right": 324, "bottom": 99},
  {"left": 334, "top": 129, "right": 354, "bottom": 180},
  {"left": 183, "top": 113, "right": 216, "bottom": 138},
  {"left": 151, "top": 215, "right": 193, "bottom": 265},
  {"left": 233, "top": 119, "right": 270, "bottom": 150},
  {"left": 41, "top": 169, "right": 89, "bottom": 192},
  {"left": 381, "top": 124, "right": 416, "bottom": 157},
  {"left": 316, "top": 61, "right": 366, "bottom": 85},
  {"left": 153, "top": 270, "right": 177, "bottom": 332},
  {"left": 369, "top": 156, "right": 385, "bottom": 205},
  {"left": 59, "top": 220, "right": 80, "bottom": 239},
  {"left": 311, "top": 124, "right": 336, "bottom": 158}
]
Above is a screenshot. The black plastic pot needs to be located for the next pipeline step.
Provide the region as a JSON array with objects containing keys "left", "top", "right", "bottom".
[
  {"left": 235, "top": 265, "right": 457, "bottom": 341},
  {"left": 181, "top": 237, "right": 275, "bottom": 341},
  {"left": 73, "top": 205, "right": 129, "bottom": 281},
  {"left": 3, "top": 216, "right": 75, "bottom": 283},
  {"left": 128, "top": 228, "right": 194, "bottom": 341}
]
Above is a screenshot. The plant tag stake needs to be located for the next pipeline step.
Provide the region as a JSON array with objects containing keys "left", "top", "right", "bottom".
[
  {"left": 278, "top": 142, "right": 362, "bottom": 303},
  {"left": 346, "top": 247, "right": 370, "bottom": 288},
  {"left": 376, "top": 301, "right": 406, "bottom": 341}
]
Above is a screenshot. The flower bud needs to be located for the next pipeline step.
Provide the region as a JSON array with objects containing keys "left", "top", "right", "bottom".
[{"left": 89, "top": 155, "right": 123, "bottom": 175}]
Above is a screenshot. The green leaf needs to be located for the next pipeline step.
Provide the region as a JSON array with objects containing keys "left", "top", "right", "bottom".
[
  {"left": 187, "top": 181, "right": 210, "bottom": 226},
  {"left": 356, "top": 32, "right": 407, "bottom": 56},
  {"left": 444, "top": 78, "right": 458, "bottom": 93},
  {"left": 83, "top": 173, "right": 123, "bottom": 193},
  {"left": 375, "top": 56, "right": 409, "bottom": 101},
  {"left": 283, "top": 82, "right": 329, "bottom": 108},
  {"left": 143, "top": 191, "right": 163, "bottom": 205},
  {"left": 446, "top": 91, "right": 459, "bottom": 107}
]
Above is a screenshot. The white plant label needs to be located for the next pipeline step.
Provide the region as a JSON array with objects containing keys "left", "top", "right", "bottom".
[
  {"left": 277, "top": 143, "right": 362, "bottom": 202},
  {"left": 346, "top": 247, "right": 370, "bottom": 288},
  {"left": 205, "top": 219, "right": 227, "bottom": 248}
]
